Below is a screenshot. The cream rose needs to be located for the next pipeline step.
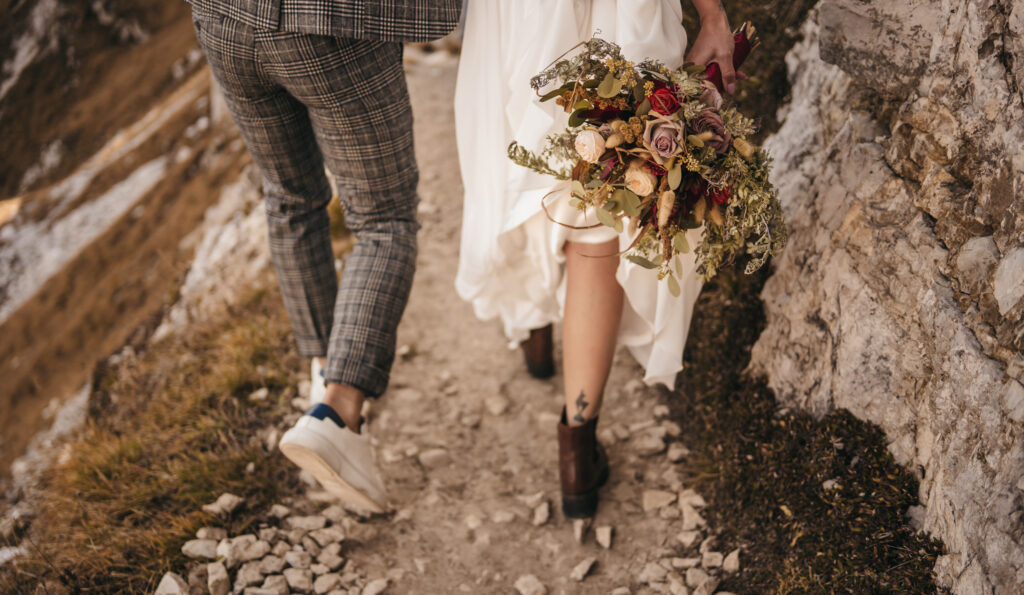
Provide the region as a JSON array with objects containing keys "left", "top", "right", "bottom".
[
  {"left": 574, "top": 129, "right": 606, "bottom": 163},
  {"left": 624, "top": 165, "right": 657, "bottom": 197}
]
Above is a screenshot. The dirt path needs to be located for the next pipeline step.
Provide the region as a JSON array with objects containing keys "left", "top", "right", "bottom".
[{"left": 197, "top": 52, "right": 736, "bottom": 595}]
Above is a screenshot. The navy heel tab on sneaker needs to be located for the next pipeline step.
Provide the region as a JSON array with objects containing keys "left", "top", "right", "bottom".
[{"left": 306, "top": 403, "right": 346, "bottom": 428}]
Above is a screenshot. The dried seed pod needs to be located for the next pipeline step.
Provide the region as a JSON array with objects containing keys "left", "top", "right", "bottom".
[
  {"left": 733, "top": 138, "right": 756, "bottom": 160},
  {"left": 657, "top": 190, "right": 676, "bottom": 229},
  {"left": 609, "top": 119, "right": 626, "bottom": 132},
  {"left": 604, "top": 132, "right": 625, "bottom": 148},
  {"left": 693, "top": 197, "right": 707, "bottom": 224}
]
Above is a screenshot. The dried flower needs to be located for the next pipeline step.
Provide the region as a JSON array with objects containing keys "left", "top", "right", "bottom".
[
  {"left": 574, "top": 129, "right": 606, "bottom": 163},
  {"left": 643, "top": 118, "right": 685, "bottom": 163},
  {"left": 625, "top": 163, "right": 658, "bottom": 196},
  {"left": 691, "top": 109, "right": 732, "bottom": 154}
]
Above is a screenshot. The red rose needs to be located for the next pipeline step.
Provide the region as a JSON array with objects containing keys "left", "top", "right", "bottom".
[{"left": 648, "top": 87, "right": 680, "bottom": 115}]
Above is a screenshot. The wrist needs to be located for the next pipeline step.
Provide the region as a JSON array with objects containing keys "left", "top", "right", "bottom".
[{"left": 698, "top": 9, "right": 729, "bottom": 27}]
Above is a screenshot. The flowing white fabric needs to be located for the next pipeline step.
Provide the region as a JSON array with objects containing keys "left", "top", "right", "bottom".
[{"left": 454, "top": 0, "right": 703, "bottom": 387}]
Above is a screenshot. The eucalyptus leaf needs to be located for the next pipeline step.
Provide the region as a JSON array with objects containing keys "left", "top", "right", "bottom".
[
  {"left": 585, "top": 179, "right": 603, "bottom": 189},
  {"left": 595, "top": 206, "right": 618, "bottom": 229},
  {"left": 668, "top": 164, "right": 682, "bottom": 190},
  {"left": 633, "top": 82, "right": 645, "bottom": 103},
  {"left": 573, "top": 99, "right": 593, "bottom": 111},
  {"left": 673, "top": 231, "right": 690, "bottom": 254},
  {"left": 667, "top": 273, "right": 681, "bottom": 297},
  {"left": 571, "top": 180, "right": 586, "bottom": 197},
  {"left": 625, "top": 254, "right": 659, "bottom": 269},
  {"left": 614, "top": 188, "right": 641, "bottom": 218},
  {"left": 635, "top": 98, "right": 651, "bottom": 117},
  {"left": 568, "top": 109, "right": 587, "bottom": 127},
  {"left": 614, "top": 217, "right": 623, "bottom": 233},
  {"left": 539, "top": 84, "right": 571, "bottom": 102},
  {"left": 597, "top": 72, "right": 624, "bottom": 98},
  {"left": 568, "top": 198, "right": 582, "bottom": 209},
  {"left": 603, "top": 199, "right": 620, "bottom": 213}
]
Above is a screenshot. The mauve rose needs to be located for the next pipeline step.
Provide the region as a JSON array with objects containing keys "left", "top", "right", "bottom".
[
  {"left": 642, "top": 119, "right": 684, "bottom": 163},
  {"left": 700, "top": 86, "right": 723, "bottom": 110},
  {"left": 692, "top": 109, "right": 732, "bottom": 154}
]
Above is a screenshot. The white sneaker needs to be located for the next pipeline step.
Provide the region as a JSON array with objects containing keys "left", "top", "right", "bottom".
[
  {"left": 310, "top": 359, "right": 327, "bottom": 404},
  {"left": 279, "top": 404, "right": 389, "bottom": 514}
]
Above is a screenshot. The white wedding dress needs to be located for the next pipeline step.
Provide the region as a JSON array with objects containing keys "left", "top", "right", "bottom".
[{"left": 454, "top": 0, "right": 704, "bottom": 387}]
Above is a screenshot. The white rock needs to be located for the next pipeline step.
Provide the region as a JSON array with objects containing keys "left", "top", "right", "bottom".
[
  {"left": 260, "top": 574, "right": 289, "bottom": 595},
  {"left": 269, "top": 504, "right": 291, "bottom": 519},
  {"left": 822, "top": 478, "right": 840, "bottom": 491},
  {"left": 314, "top": 573, "right": 343, "bottom": 594},
  {"left": 569, "top": 557, "right": 597, "bottom": 581},
  {"left": 363, "top": 578, "right": 389, "bottom": 595},
  {"left": 678, "top": 489, "right": 706, "bottom": 508},
  {"left": 671, "top": 557, "right": 701, "bottom": 569},
  {"left": 532, "top": 501, "right": 550, "bottom": 526},
  {"left": 196, "top": 527, "right": 228, "bottom": 541},
  {"left": 181, "top": 538, "right": 218, "bottom": 559},
  {"left": 284, "top": 567, "right": 314, "bottom": 593},
  {"left": 249, "top": 387, "right": 269, "bottom": 401},
  {"left": 994, "top": 246, "right": 1024, "bottom": 314},
  {"left": 643, "top": 489, "right": 677, "bottom": 512},
  {"left": 286, "top": 516, "right": 328, "bottom": 532},
  {"left": 662, "top": 421, "right": 682, "bottom": 437},
  {"left": 667, "top": 443, "right": 689, "bottom": 463},
  {"left": 514, "top": 574, "right": 546, "bottom": 595},
  {"left": 659, "top": 505, "right": 681, "bottom": 520},
  {"left": 653, "top": 404, "right": 670, "bottom": 418},
  {"left": 308, "top": 526, "right": 345, "bottom": 546},
  {"left": 723, "top": 548, "right": 740, "bottom": 573},
  {"left": 701, "top": 551, "right": 723, "bottom": 569},
  {"left": 465, "top": 514, "right": 483, "bottom": 530},
  {"left": 684, "top": 567, "right": 710, "bottom": 589},
  {"left": 517, "top": 491, "right": 546, "bottom": 508},
  {"left": 492, "top": 510, "right": 516, "bottom": 524},
  {"left": 235, "top": 561, "right": 264, "bottom": 588},
  {"left": 202, "top": 493, "right": 244, "bottom": 515},
  {"left": 484, "top": 395, "right": 510, "bottom": 415},
  {"left": 418, "top": 448, "right": 451, "bottom": 469},
  {"left": 610, "top": 588, "right": 631, "bottom": 595},
  {"left": 286, "top": 550, "right": 313, "bottom": 569},
  {"left": 154, "top": 572, "right": 189, "bottom": 595},
  {"left": 572, "top": 518, "right": 590, "bottom": 544},
  {"left": 679, "top": 503, "right": 706, "bottom": 531},
  {"left": 639, "top": 562, "right": 668, "bottom": 584},
  {"left": 260, "top": 555, "right": 286, "bottom": 574},
  {"left": 207, "top": 561, "right": 229, "bottom": 595},
  {"left": 634, "top": 434, "right": 666, "bottom": 456},
  {"left": 676, "top": 530, "right": 701, "bottom": 549},
  {"left": 595, "top": 525, "right": 613, "bottom": 549}
]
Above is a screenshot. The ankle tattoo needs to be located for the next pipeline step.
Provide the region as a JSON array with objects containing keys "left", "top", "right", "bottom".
[{"left": 572, "top": 390, "right": 589, "bottom": 424}]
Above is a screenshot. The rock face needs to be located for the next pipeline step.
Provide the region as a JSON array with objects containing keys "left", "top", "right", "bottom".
[{"left": 751, "top": 3, "right": 1024, "bottom": 593}]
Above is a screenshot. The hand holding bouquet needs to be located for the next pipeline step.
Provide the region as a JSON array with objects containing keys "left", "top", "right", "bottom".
[{"left": 508, "top": 26, "right": 786, "bottom": 294}]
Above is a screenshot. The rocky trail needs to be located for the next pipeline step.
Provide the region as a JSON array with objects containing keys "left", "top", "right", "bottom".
[{"left": 155, "top": 52, "right": 741, "bottom": 595}]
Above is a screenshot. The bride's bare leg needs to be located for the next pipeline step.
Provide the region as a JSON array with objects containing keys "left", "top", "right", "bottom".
[{"left": 562, "top": 238, "right": 624, "bottom": 425}]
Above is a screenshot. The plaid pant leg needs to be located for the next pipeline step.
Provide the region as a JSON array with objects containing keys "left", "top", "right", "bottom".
[
  {"left": 193, "top": 12, "right": 338, "bottom": 358},
  {"left": 259, "top": 35, "right": 420, "bottom": 397}
]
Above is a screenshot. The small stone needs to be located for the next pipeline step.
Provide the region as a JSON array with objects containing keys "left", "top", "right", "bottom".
[
  {"left": 639, "top": 562, "right": 668, "bottom": 584},
  {"left": 284, "top": 568, "right": 314, "bottom": 593},
  {"left": 269, "top": 504, "right": 291, "bottom": 519},
  {"left": 514, "top": 574, "right": 546, "bottom": 595},
  {"left": 653, "top": 404, "right": 670, "bottom": 418},
  {"left": 642, "top": 489, "right": 677, "bottom": 512},
  {"left": 570, "top": 557, "right": 597, "bottom": 581},
  {"left": 196, "top": 527, "right": 228, "bottom": 541},
  {"left": 679, "top": 503, "right": 706, "bottom": 531},
  {"left": 611, "top": 588, "right": 631, "bottom": 595},
  {"left": 678, "top": 489, "right": 706, "bottom": 508},
  {"left": 492, "top": 510, "right": 516, "bottom": 524},
  {"left": 287, "top": 516, "right": 328, "bottom": 532},
  {"left": 311, "top": 563, "right": 330, "bottom": 575},
  {"left": 301, "top": 536, "right": 323, "bottom": 556},
  {"left": 672, "top": 557, "right": 701, "bottom": 569},
  {"left": 668, "top": 576, "right": 689, "bottom": 595},
  {"left": 363, "top": 578, "right": 389, "bottom": 595},
  {"left": 207, "top": 561, "right": 230, "bottom": 595},
  {"left": 202, "top": 493, "right": 244, "bottom": 516},
  {"left": 182, "top": 539, "right": 218, "bottom": 559},
  {"left": 272, "top": 541, "right": 291, "bottom": 557},
  {"left": 723, "top": 548, "right": 740, "bottom": 573},
  {"left": 314, "top": 573, "right": 343, "bottom": 594},
  {"left": 236, "top": 561, "right": 265, "bottom": 588},
  {"left": 822, "top": 478, "right": 840, "bottom": 491},
  {"left": 693, "top": 576, "right": 719, "bottom": 595},
  {"left": 517, "top": 491, "right": 546, "bottom": 508},
  {"left": 666, "top": 443, "right": 689, "bottom": 463},
  {"left": 572, "top": 518, "right": 590, "bottom": 544},
  {"left": 260, "top": 555, "right": 286, "bottom": 574},
  {"left": 318, "top": 543, "right": 345, "bottom": 571},
  {"left": 258, "top": 574, "right": 289, "bottom": 595},
  {"left": 698, "top": 536, "right": 717, "bottom": 554},
  {"left": 414, "top": 558, "right": 428, "bottom": 573},
  {"left": 259, "top": 527, "right": 280, "bottom": 543},
  {"left": 659, "top": 505, "right": 681, "bottom": 520},
  {"left": 249, "top": 387, "right": 270, "bottom": 401},
  {"left": 634, "top": 434, "right": 666, "bottom": 456},
  {"left": 484, "top": 395, "right": 510, "bottom": 415},
  {"left": 397, "top": 343, "right": 415, "bottom": 359},
  {"left": 286, "top": 550, "right": 313, "bottom": 569},
  {"left": 532, "top": 501, "right": 550, "bottom": 526},
  {"left": 684, "top": 567, "right": 710, "bottom": 588},
  {"left": 154, "top": 572, "right": 189, "bottom": 595},
  {"left": 701, "top": 551, "right": 723, "bottom": 569},
  {"left": 309, "top": 526, "right": 345, "bottom": 546},
  {"left": 662, "top": 421, "right": 682, "bottom": 437},
  {"left": 595, "top": 526, "right": 613, "bottom": 549},
  {"left": 676, "top": 530, "right": 701, "bottom": 549},
  {"left": 187, "top": 564, "right": 208, "bottom": 592},
  {"left": 465, "top": 514, "right": 483, "bottom": 530},
  {"left": 418, "top": 448, "right": 451, "bottom": 469}
]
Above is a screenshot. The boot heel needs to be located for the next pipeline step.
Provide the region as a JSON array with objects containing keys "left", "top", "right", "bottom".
[{"left": 562, "top": 489, "right": 599, "bottom": 518}]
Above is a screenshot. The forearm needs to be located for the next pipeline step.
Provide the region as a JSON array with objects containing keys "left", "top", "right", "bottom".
[{"left": 689, "top": 0, "right": 728, "bottom": 24}]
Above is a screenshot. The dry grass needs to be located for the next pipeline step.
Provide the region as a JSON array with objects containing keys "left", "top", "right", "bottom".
[{"left": 1, "top": 288, "right": 305, "bottom": 593}]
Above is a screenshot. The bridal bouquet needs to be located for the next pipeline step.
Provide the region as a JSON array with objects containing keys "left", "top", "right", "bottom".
[{"left": 508, "top": 24, "right": 786, "bottom": 293}]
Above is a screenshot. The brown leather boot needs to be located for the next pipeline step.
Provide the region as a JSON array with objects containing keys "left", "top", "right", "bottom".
[
  {"left": 521, "top": 324, "right": 555, "bottom": 379},
  {"left": 557, "top": 408, "right": 609, "bottom": 518}
]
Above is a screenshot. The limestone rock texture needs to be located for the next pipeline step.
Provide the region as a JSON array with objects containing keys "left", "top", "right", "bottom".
[{"left": 750, "top": 2, "right": 1024, "bottom": 593}]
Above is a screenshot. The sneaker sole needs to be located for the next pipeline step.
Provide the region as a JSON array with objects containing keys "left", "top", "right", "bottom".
[{"left": 279, "top": 430, "right": 388, "bottom": 514}]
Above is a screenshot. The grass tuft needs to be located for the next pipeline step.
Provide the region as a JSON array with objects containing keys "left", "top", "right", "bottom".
[{"left": 1, "top": 288, "right": 304, "bottom": 593}]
